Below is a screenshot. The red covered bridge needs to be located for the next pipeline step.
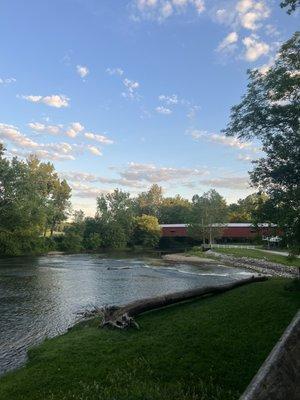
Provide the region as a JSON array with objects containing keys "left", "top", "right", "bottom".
[{"left": 160, "top": 223, "right": 277, "bottom": 241}]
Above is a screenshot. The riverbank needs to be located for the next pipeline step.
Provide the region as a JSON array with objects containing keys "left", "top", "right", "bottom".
[
  {"left": 175, "top": 250, "right": 299, "bottom": 278},
  {"left": 163, "top": 253, "right": 216, "bottom": 264},
  {"left": 207, "top": 250, "right": 299, "bottom": 278},
  {"left": 0, "top": 279, "right": 299, "bottom": 400}
]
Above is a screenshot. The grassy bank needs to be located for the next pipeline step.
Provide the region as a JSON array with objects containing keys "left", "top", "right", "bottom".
[
  {"left": 0, "top": 279, "right": 299, "bottom": 400},
  {"left": 211, "top": 247, "right": 300, "bottom": 268}
]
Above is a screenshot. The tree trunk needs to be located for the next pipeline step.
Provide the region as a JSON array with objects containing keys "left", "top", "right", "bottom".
[{"left": 99, "top": 275, "right": 267, "bottom": 329}]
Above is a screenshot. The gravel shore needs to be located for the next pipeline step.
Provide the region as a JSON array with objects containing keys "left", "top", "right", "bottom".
[{"left": 163, "top": 252, "right": 298, "bottom": 278}]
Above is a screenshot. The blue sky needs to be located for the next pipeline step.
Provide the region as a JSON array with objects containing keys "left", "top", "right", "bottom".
[{"left": 0, "top": 0, "right": 298, "bottom": 215}]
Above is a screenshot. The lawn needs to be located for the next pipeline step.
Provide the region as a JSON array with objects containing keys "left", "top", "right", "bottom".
[
  {"left": 211, "top": 247, "right": 300, "bottom": 267},
  {"left": 0, "top": 279, "right": 299, "bottom": 400}
]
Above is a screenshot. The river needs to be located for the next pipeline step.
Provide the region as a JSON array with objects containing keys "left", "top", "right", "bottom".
[{"left": 0, "top": 253, "right": 252, "bottom": 375}]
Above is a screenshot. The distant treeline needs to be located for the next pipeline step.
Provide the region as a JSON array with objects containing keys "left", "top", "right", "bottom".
[{"left": 0, "top": 143, "right": 273, "bottom": 256}]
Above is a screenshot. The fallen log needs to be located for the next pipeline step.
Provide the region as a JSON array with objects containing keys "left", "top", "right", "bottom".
[{"left": 99, "top": 275, "right": 267, "bottom": 330}]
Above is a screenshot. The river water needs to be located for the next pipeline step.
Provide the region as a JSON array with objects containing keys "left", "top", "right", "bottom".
[{"left": 0, "top": 254, "right": 252, "bottom": 375}]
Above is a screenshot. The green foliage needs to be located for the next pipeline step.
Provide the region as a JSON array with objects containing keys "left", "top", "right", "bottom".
[
  {"left": 132, "top": 214, "right": 161, "bottom": 248},
  {"left": 0, "top": 230, "right": 50, "bottom": 256},
  {"left": 228, "top": 193, "right": 268, "bottom": 223},
  {"left": 84, "top": 233, "right": 102, "bottom": 251},
  {"left": 280, "top": 0, "right": 300, "bottom": 14},
  {"left": 60, "top": 230, "right": 83, "bottom": 253},
  {"left": 159, "top": 195, "right": 192, "bottom": 223},
  {"left": 134, "top": 184, "right": 163, "bottom": 218},
  {"left": 189, "top": 190, "right": 228, "bottom": 244},
  {"left": 101, "top": 221, "right": 128, "bottom": 249},
  {"left": 223, "top": 32, "right": 300, "bottom": 249},
  {"left": 0, "top": 145, "right": 71, "bottom": 256},
  {"left": 0, "top": 279, "right": 299, "bottom": 400}
]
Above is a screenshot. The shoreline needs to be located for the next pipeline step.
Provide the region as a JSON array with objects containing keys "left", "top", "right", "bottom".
[
  {"left": 0, "top": 279, "right": 298, "bottom": 400},
  {"left": 162, "top": 253, "right": 217, "bottom": 264},
  {"left": 163, "top": 252, "right": 298, "bottom": 278}
]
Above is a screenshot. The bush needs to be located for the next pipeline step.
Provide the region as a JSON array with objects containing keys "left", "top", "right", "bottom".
[
  {"left": 84, "top": 233, "right": 102, "bottom": 251},
  {"left": 0, "top": 230, "right": 54, "bottom": 256},
  {"left": 60, "top": 231, "right": 83, "bottom": 252},
  {"left": 132, "top": 215, "right": 161, "bottom": 248}
]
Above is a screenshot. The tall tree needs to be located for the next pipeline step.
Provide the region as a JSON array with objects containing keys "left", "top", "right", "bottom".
[
  {"left": 132, "top": 215, "right": 161, "bottom": 248},
  {"left": 159, "top": 195, "right": 192, "bottom": 224},
  {"left": 135, "top": 184, "right": 163, "bottom": 218},
  {"left": 189, "top": 189, "right": 228, "bottom": 244},
  {"left": 96, "top": 189, "right": 134, "bottom": 248},
  {"left": 0, "top": 145, "right": 71, "bottom": 255},
  {"left": 223, "top": 32, "right": 300, "bottom": 250},
  {"left": 228, "top": 193, "right": 268, "bottom": 223}
]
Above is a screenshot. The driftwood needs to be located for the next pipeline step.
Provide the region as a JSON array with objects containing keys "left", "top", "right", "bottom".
[{"left": 99, "top": 275, "right": 267, "bottom": 329}]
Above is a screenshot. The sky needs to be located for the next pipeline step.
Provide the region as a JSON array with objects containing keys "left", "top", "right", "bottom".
[{"left": 0, "top": 0, "right": 298, "bottom": 215}]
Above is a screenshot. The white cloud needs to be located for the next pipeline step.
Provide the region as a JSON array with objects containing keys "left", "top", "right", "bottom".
[
  {"left": 0, "top": 123, "right": 78, "bottom": 161},
  {"left": 238, "top": 1, "right": 270, "bottom": 31},
  {"left": 84, "top": 132, "right": 114, "bottom": 145},
  {"left": 61, "top": 171, "right": 144, "bottom": 188},
  {"left": 65, "top": 122, "right": 85, "bottom": 138},
  {"left": 189, "top": 129, "right": 259, "bottom": 152},
  {"left": 156, "top": 106, "right": 172, "bottom": 114},
  {"left": 0, "top": 123, "right": 39, "bottom": 149},
  {"left": 133, "top": 0, "right": 205, "bottom": 21},
  {"left": 215, "top": 8, "right": 230, "bottom": 24},
  {"left": 71, "top": 182, "right": 109, "bottom": 198},
  {"left": 215, "top": 1, "right": 270, "bottom": 32},
  {"left": 119, "top": 162, "right": 209, "bottom": 183},
  {"left": 217, "top": 31, "right": 238, "bottom": 52},
  {"left": 20, "top": 94, "right": 70, "bottom": 108},
  {"left": 0, "top": 77, "right": 16, "bottom": 85},
  {"left": 236, "top": 0, "right": 252, "bottom": 13},
  {"left": 107, "top": 68, "right": 140, "bottom": 100},
  {"left": 29, "top": 121, "right": 84, "bottom": 138},
  {"left": 161, "top": 1, "right": 173, "bottom": 18},
  {"left": 76, "top": 65, "right": 89, "bottom": 79},
  {"left": 243, "top": 35, "right": 269, "bottom": 61},
  {"left": 187, "top": 104, "right": 201, "bottom": 119},
  {"left": 87, "top": 145, "right": 102, "bottom": 156},
  {"left": 106, "top": 67, "right": 124, "bottom": 76},
  {"left": 1, "top": 122, "right": 115, "bottom": 161},
  {"left": 159, "top": 94, "right": 178, "bottom": 104},
  {"left": 237, "top": 154, "right": 253, "bottom": 162},
  {"left": 28, "top": 122, "right": 62, "bottom": 135},
  {"left": 157, "top": 94, "right": 200, "bottom": 118},
  {"left": 9, "top": 148, "right": 75, "bottom": 161},
  {"left": 199, "top": 176, "right": 250, "bottom": 190},
  {"left": 122, "top": 78, "right": 140, "bottom": 99}
]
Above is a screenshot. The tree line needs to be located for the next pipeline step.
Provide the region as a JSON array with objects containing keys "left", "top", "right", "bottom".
[{"left": 0, "top": 144, "right": 277, "bottom": 256}]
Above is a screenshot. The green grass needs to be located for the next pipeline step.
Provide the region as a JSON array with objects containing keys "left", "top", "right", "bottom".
[
  {"left": 212, "top": 248, "right": 300, "bottom": 267},
  {"left": 0, "top": 279, "right": 299, "bottom": 400}
]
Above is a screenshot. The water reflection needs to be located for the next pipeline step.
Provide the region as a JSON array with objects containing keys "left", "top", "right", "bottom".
[{"left": 0, "top": 254, "right": 251, "bottom": 375}]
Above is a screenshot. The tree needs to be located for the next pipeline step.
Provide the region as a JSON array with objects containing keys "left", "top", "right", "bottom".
[
  {"left": 228, "top": 193, "right": 268, "bottom": 222},
  {"left": 223, "top": 32, "right": 300, "bottom": 251},
  {"left": 46, "top": 179, "right": 71, "bottom": 236},
  {"left": 159, "top": 195, "right": 192, "bottom": 224},
  {"left": 84, "top": 233, "right": 102, "bottom": 251},
  {"left": 189, "top": 190, "right": 228, "bottom": 244},
  {"left": 132, "top": 215, "right": 161, "bottom": 248},
  {"left": 96, "top": 189, "right": 134, "bottom": 248},
  {"left": 0, "top": 146, "right": 71, "bottom": 255},
  {"left": 280, "top": 0, "right": 300, "bottom": 14},
  {"left": 134, "top": 184, "right": 163, "bottom": 218}
]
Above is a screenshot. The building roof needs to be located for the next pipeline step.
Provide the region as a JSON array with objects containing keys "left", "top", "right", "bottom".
[{"left": 160, "top": 223, "right": 276, "bottom": 228}]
